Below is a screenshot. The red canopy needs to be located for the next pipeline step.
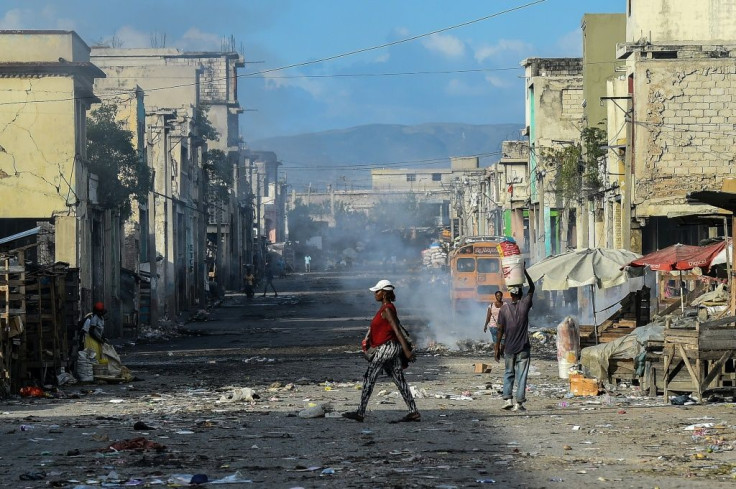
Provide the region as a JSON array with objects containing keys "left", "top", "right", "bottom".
[{"left": 626, "top": 241, "right": 726, "bottom": 271}]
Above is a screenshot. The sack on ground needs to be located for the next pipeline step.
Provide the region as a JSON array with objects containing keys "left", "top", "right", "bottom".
[
  {"left": 102, "top": 342, "right": 123, "bottom": 377},
  {"left": 75, "top": 349, "right": 96, "bottom": 382}
]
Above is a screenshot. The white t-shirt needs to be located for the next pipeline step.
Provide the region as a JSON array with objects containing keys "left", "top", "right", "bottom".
[{"left": 83, "top": 314, "right": 104, "bottom": 335}]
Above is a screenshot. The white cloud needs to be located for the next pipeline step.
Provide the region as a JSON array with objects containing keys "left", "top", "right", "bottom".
[
  {"left": 0, "top": 9, "right": 23, "bottom": 29},
  {"left": 474, "top": 39, "right": 532, "bottom": 63},
  {"left": 178, "top": 27, "right": 221, "bottom": 51},
  {"left": 394, "top": 26, "right": 410, "bottom": 37},
  {"left": 0, "top": 7, "right": 75, "bottom": 30},
  {"left": 374, "top": 52, "right": 390, "bottom": 63},
  {"left": 113, "top": 26, "right": 150, "bottom": 48},
  {"left": 262, "top": 71, "right": 325, "bottom": 99},
  {"left": 422, "top": 33, "right": 465, "bottom": 58},
  {"left": 556, "top": 29, "right": 582, "bottom": 56},
  {"left": 485, "top": 75, "right": 512, "bottom": 88},
  {"left": 445, "top": 78, "right": 486, "bottom": 96}
]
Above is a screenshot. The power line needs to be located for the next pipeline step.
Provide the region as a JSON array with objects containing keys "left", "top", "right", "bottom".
[
  {"left": 243, "top": 0, "right": 546, "bottom": 78},
  {"left": 0, "top": 1, "right": 546, "bottom": 107}
]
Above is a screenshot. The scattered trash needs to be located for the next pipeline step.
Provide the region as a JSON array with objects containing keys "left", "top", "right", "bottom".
[
  {"left": 320, "top": 468, "right": 335, "bottom": 476},
  {"left": 103, "top": 437, "right": 166, "bottom": 452},
  {"left": 218, "top": 387, "right": 260, "bottom": 403},
  {"left": 670, "top": 394, "right": 697, "bottom": 405},
  {"left": 190, "top": 474, "right": 208, "bottom": 484},
  {"left": 133, "top": 421, "right": 155, "bottom": 430},
  {"left": 19, "top": 471, "right": 46, "bottom": 481},
  {"left": 298, "top": 403, "right": 331, "bottom": 418},
  {"left": 19, "top": 386, "right": 45, "bottom": 397},
  {"left": 476, "top": 479, "right": 496, "bottom": 484}
]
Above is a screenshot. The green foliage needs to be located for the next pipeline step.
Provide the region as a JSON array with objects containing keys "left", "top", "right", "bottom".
[
  {"left": 371, "top": 194, "right": 437, "bottom": 230},
  {"left": 86, "top": 104, "right": 151, "bottom": 219},
  {"left": 195, "top": 105, "right": 219, "bottom": 142},
  {"left": 581, "top": 127, "right": 606, "bottom": 191},
  {"left": 196, "top": 106, "right": 232, "bottom": 203},
  {"left": 287, "top": 202, "right": 323, "bottom": 243},
  {"left": 546, "top": 127, "right": 607, "bottom": 202},
  {"left": 203, "top": 149, "right": 232, "bottom": 202}
]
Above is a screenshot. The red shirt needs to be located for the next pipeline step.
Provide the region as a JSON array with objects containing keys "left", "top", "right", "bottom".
[{"left": 369, "top": 303, "right": 398, "bottom": 347}]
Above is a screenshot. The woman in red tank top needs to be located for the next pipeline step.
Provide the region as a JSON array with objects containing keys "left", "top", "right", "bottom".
[{"left": 343, "top": 279, "right": 420, "bottom": 423}]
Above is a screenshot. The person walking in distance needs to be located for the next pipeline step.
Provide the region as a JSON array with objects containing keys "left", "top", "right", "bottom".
[
  {"left": 304, "top": 255, "right": 311, "bottom": 273},
  {"left": 343, "top": 279, "right": 419, "bottom": 423},
  {"left": 261, "top": 260, "right": 278, "bottom": 297},
  {"left": 495, "top": 267, "right": 535, "bottom": 412},
  {"left": 483, "top": 290, "right": 505, "bottom": 345},
  {"left": 244, "top": 266, "right": 255, "bottom": 299}
]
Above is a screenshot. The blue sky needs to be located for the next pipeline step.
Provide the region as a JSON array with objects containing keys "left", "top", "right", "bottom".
[{"left": 1, "top": 0, "right": 624, "bottom": 141}]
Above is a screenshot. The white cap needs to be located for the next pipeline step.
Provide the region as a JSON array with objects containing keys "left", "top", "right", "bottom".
[
  {"left": 508, "top": 286, "right": 521, "bottom": 295},
  {"left": 369, "top": 279, "right": 395, "bottom": 292}
]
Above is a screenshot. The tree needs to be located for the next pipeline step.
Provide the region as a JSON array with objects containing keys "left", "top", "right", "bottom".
[
  {"left": 86, "top": 104, "right": 151, "bottom": 219},
  {"left": 287, "top": 202, "right": 322, "bottom": 244},
  {"left": 547, "top": 127, "right": 607, "bottom": 202},
  {"left": 203, "top": 149, "right": 231, "bottom": 202}
]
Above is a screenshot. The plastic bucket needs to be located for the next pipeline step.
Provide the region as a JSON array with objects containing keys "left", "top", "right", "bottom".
[
  {"left": 558, "top": 358, "right": 573, "bottom": 379},
  {"left": 557, "top": 350, "right": 577, "bottom": 379},
  {"left": 501, "top": 255, "right": 524, "bottom": 286}
]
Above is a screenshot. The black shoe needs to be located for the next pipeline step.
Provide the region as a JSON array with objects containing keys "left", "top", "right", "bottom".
[
  {"left": 342, "top": 412, "right": 364, "bottom": 422},
  {"left": 390, "top": 412, "right": 421, "bottom": 423}
]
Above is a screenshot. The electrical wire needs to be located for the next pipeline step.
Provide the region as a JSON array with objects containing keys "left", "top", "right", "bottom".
[{"left": 0, "top": 1, "right": 546, "bottom": 107}]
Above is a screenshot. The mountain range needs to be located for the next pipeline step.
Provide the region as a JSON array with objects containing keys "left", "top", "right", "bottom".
[{"left": 248, "top": 122, "right": 524, "bottom": 193}]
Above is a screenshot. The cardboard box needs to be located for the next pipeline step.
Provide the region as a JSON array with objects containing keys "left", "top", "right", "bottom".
[
  {"left": 569, "top": 373, "right": 600, "bottom": 396},
  {"left": 473, "top": 363, "right": 492, "bottom": 373}
]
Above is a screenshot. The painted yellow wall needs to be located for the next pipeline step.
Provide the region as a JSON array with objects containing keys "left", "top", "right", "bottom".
[
  {"left": 0, "top": 76, "right": 78, "bottom": 217},
  {"left": 0, "top": 31, "right": 89, "bottom": 62}
]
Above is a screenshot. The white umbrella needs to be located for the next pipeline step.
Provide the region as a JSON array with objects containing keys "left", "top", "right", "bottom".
[{"left": 527, "top": 248, "right": 642, "bottom": 343}]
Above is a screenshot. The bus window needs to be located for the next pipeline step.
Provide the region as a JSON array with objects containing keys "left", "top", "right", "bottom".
[
  {"left": 477, "top": 258, "right": 499, "bottom": 273},
  {"left": 456, "top": 258, "right": 475, "bottom": 272},
  {"left": 478, "top": 285, "right": 501, "bottom": 295}
]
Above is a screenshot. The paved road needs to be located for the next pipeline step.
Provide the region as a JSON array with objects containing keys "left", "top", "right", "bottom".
[{"left": 2, "top": 269, "right": 735, "bottom": 488}]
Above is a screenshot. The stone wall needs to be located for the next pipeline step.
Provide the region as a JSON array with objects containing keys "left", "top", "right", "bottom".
[{"left": 633, "top": 50, "right": 736, "bottom": 210}]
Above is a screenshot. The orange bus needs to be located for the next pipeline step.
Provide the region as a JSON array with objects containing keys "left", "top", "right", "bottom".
[{"left": 449, "top": 236, "right": 508, "bottom": 310}]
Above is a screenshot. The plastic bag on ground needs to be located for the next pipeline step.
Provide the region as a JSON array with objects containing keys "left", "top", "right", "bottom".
[{"left": 75, "top": 349, "right": 96, "bottom": 382}]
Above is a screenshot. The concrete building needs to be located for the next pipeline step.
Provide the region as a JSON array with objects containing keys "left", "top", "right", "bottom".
[
  {"left": 88, "top": 82, "right": 148, "bottom": 335},
  {"left": 247, "top": 151, "right": 284, "bottom": 247},
  {"left": 0, "top": 30, "right": 105, "bottom": 311},
  {"left": 616, "top": 0, "right": 736, "bottom": 253},
  {"left": 90, "top": 48, "right": 207, "bottom": 319},
  {"left": 485, "top": 141, "right": 530, "bottom": 251},
  {"left": 371, "top": 168, "right": 452, "bottom": 192},
  {"left": 581, "top": 13, "right": 627, "bottom": 250},
  {"left": 521, "top": 57, "right": 584, "bottom": 262}
]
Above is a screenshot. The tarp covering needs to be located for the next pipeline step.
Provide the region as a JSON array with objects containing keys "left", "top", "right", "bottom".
[
  {"left": 626, "top": 241, "right": 726, "bottom": 272},
  {"left": 580, "top": 322, "right": 664, "bottom": 380},
  {"left": 527, "top": 248, "right": 642, "bottom": 291},
  {"left": 711, "top": 239, "right": 732, "bottom": 266}
]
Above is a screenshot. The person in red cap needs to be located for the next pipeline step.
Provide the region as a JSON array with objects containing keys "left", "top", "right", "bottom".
[{"left": 80, "top": 301, "right": 108, "bottom": 365}]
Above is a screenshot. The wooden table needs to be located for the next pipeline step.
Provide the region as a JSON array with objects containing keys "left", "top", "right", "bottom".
[{"left": 662, "top": 316, "right": 736, "bottom": 401}]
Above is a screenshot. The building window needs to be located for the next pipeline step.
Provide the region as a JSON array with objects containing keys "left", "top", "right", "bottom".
[
  {"left": 406, "top": 174, "right": 416, "bottom": 182},
  {"left": 432, "top": 173, "right": 442, "bottom": 182}
]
